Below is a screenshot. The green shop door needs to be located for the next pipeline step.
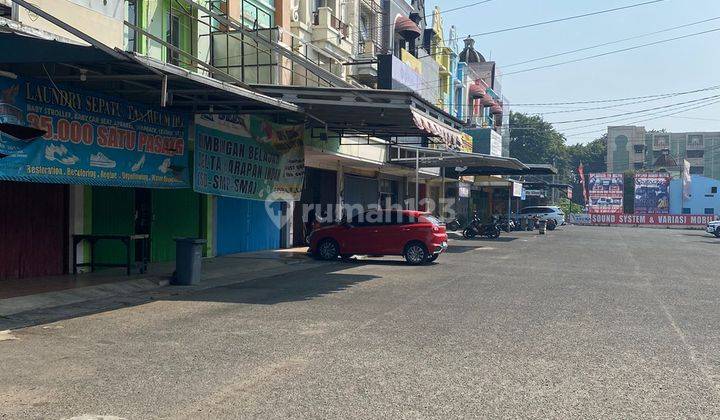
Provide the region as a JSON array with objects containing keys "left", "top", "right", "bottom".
[
  {"left": 91, "top": 187, "right": 136, "bottom": 266},
  {"left": 150, "top": 188, "right": 200, "bottom": 262}
]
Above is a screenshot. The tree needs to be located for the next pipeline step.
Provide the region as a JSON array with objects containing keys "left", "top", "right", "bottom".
[
  {"left": 509, "top": 112, "right": 569, "bottom": 179},
  {"left": 509, "top": 112, "right": 608, "bottom": 206}
]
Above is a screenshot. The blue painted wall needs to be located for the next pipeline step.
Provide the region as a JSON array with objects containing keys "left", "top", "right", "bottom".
[
  {"left": 216, "top": 197, "right": 281, "bottom": 255},
  {"left": 669, "top": 175, "right": 720, "bottom": 215}
]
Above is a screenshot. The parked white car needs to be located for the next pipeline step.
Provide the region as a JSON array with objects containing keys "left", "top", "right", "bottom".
[
  {"left": 707, "top": 220, "right": 720, "bottom": 238},
  {"left": 517, "top": 206, "right": 566, "bottom": 225}
]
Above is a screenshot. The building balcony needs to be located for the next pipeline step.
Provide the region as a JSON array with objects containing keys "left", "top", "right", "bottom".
[
  {"left": 312, "top": 7, "right": 353, "bottom": 56},
  {"left": 353, "top": 40, "right": 381, "bottom": 86},
  {"left": 468, "top": 115, "right": 494, "bottom": 128}
]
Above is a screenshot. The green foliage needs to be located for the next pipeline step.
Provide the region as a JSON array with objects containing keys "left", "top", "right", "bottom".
[
  {"left": 509, "top": 112, "right": 569, "bottom": 178},
  {"left": 509, "top": 112, "right": 608, "bottom": 206},
  {"left": 558, "top": 197, "right": 583, "bottom": 215}
]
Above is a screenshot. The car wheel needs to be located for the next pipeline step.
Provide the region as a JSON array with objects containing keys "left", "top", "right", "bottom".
[
  {"left": 715, "top": 229, "right": 720, "bottom": 238},
  {"left": 316, "top": 239, "right": 339, "bottom": 261},
  {"left": 427, "top": 254, "right": 439, "bottom": 263},
  {"left": 547, "top": 221, "right": 557, "bottom": 231},
  {"left": 404, "top": 242, "right": 428, "bottom": 265}
]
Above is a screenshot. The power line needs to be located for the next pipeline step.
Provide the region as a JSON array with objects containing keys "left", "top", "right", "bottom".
[
  {"left": 414, "top": 0, "right": 669, "bottom": 59},
  {"left": 503, "top": 15, "right": 720, "bottom": 68},
  {"left": 504, "top": 27, "right": 720, "bottom": 76},
  {"left": 549, "top": 94, "right": 720, "bottom": 125},
  {"left": 560, "top": 98, "right": 720, "bottom": 138},
  {"left": 512, "top": 84, "right": 720, "bottom": 106},
  {"left": 509, "top": 96, "right": 720, "bottom": 136},
  {"left": 468, "top": 0, "right": 665, "bottom": 38},
  {"left": 312, "top": 0, "right": 496, "bottom": 46},
  {"left": 526, "top": 88, "right": 720, "bottom": 115}
]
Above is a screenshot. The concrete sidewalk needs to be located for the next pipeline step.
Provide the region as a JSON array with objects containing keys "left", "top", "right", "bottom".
[{"left": 0, "top": 247, "right": 324, "bottom": 322}]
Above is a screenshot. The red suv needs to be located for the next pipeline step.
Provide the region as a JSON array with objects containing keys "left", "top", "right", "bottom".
[{"left": 308, "top": 210, "right": 448, "bottom": 264}]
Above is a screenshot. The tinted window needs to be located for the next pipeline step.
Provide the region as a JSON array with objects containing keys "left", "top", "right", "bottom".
[
  {"left": 401, "top": 213, "right": 420, "bottom": 224},
  {"left": 520, "top": 207, "right": 537, "bottom": 214}
]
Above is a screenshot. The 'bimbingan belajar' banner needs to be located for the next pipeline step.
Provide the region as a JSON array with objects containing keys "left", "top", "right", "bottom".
[
  {"left": 0, "top": 76, "right": 189, "bottom": 188},
  {"left": 194, "top": 114, "right": 305, "bottom": 201}
]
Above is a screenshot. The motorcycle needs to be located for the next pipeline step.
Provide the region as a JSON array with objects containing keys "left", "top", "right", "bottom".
[
  {"left": 463, "top": 214, "right": 501, "bottom": 239},
  {"left": 497, "top": 215, "right": 516, "bottom": 232},
  {"left": 445, "top": 219, "right": 462, "bottom": 231}
]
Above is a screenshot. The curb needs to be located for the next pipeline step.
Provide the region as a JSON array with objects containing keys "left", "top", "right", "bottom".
[
  {"left": 0, "top": 277, "right": 170, "bottom": 318},
  {"left": 0, "top": 257, "right": 325, "bottom": 321}
]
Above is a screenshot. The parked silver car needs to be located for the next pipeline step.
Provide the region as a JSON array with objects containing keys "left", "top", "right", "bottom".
[{"left": 517, "top": 206, "right": 566, "bottom": 225}]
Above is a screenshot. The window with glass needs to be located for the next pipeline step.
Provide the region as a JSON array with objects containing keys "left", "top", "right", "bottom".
[{"left": 124, "top": 0, "right": 138, "bottom": 52}]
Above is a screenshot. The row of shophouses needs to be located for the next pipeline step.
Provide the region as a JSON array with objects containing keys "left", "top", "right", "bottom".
[{"left": 0, "top": 0, "right": 554, "bottom": 281}]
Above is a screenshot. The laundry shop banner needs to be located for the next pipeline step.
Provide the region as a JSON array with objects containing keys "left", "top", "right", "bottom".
[
  {"left": 634, "top": 173, "right": 670, "bottom": 214},
  {"left": 194, "top": 114, "right": 305, "bottom": 201},
  {"left": 0, "top": 76, "right": 189, "bottom": 187}
]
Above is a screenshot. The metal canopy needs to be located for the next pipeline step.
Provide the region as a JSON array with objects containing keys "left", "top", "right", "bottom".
[
  {"left": 0, "top": 20, "right": 302, "bottom": 116},
  {"left": 252, "top": 84, "right": 465, "bottom": 140},
  {"left": 387, "top": 144, "right": 529, "bottom": 179},
  {"left": 452, "top": 163, "right": 558, "bottom": 176},
  {"left": 391, "top": 150, "right": 526, "bottom": 171}
]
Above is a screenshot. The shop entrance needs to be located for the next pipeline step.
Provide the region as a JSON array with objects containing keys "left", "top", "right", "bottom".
[
  {"left": 0, "top": 181, "right": 68, "bottom": 280},
  {"left": 293, "top": 167, "right": 337, "bottom": 246}
]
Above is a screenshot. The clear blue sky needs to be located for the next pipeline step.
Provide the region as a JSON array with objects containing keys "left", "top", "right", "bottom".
[{"left": 426, "top": 0, "right": 720, "bottom": 144}]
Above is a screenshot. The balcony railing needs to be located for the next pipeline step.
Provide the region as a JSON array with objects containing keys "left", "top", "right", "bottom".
[{"left": 313, "top": 8, "right": 349, "bottom": 39}]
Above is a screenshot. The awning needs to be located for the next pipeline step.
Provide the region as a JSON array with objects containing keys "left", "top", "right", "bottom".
[
  {"left": 394, "top": 16, "right": 422, "bottom": 40},
  {"left": 253, "top": 84, "right": 466, "bottom": 146},
  {"left": 0, "top": 19, "right": 301, "bottom": 116},
  {"left": 411, "top": 110, "right": 463, "bottom": 150},
  {"left": 469, "top": 84, "right": 486, "bottom": 99},
  {"left": 388, "top": 144, "right": 529, "bottom": 175},
  {"left": 446, "top": 163, "right": 558, "bottom": 177}
]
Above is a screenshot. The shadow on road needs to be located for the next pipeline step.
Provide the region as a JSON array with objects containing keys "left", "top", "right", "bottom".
[
  {"left": 0, "top": 264, "right": 379, "bottom": 330},
  {"left": 174, "top": 268, "right": 379, "bottom": 305},
  {"left": 444, "top": 245, "right": 483, "bottom": 254},
  {"left": 457, "top": 237, "right": 518, "bottom": 242}
]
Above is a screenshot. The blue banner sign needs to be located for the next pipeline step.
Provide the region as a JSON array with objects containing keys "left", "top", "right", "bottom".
[{"left": 0, "top": 76, "right": 189, "bottom": 188}]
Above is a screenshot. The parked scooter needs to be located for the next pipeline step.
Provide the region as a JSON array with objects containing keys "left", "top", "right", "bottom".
[
  {"left": 445, "top": 219, "right": 462, "bottom": 231},
  {"left": 497, "top": 215, "right": 516, "bottom": 232},
  {"left": 463, "top": 214, "right": 502, "bottom": 239}
]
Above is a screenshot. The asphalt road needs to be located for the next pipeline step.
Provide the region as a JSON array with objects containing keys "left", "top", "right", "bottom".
[{"left": 2, "top": 226, "right": 720, "bottom": 418}]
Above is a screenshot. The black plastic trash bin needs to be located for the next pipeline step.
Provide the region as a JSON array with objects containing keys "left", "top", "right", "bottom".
[{"left": 172, "top": 238, "right": 207, "bottom": 285}]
